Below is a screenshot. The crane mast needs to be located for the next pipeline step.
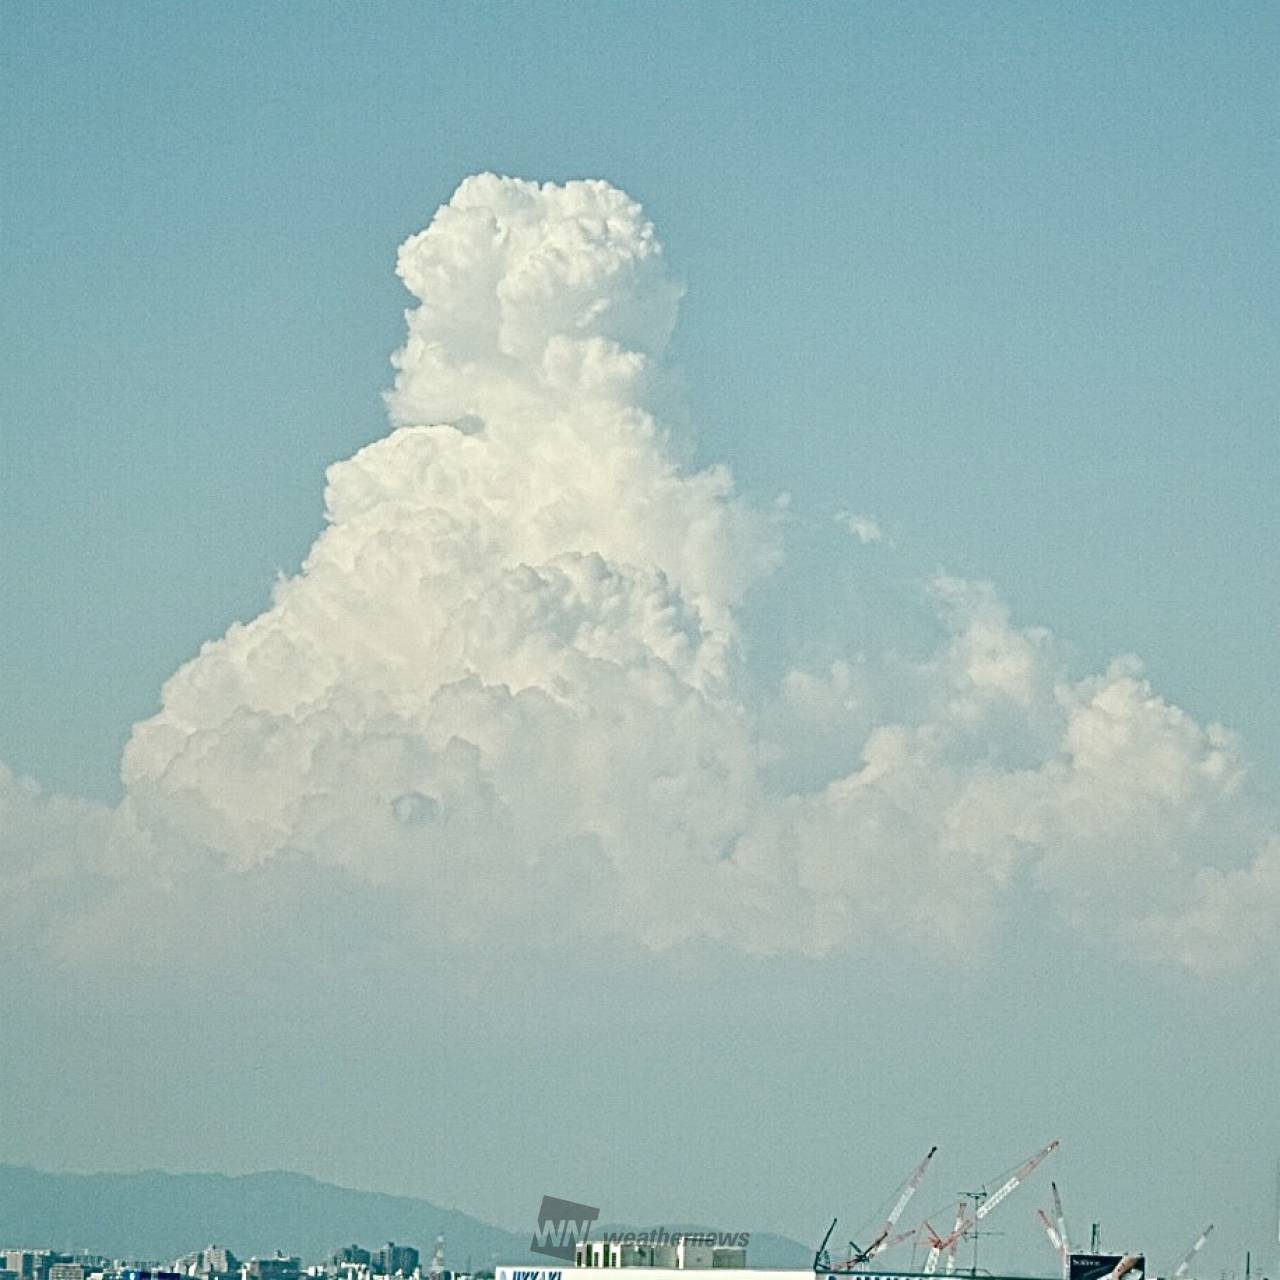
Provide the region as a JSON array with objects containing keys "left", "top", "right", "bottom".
[
  {"left": 944, "top": 1201, "right": 968, "bottom": 1276},
  {"left": 922, "top": 1227, "right": 946, "bottom": 1276}
]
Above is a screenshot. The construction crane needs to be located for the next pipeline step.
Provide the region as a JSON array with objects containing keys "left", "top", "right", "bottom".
[
  {"left": 922, "top": 1204, "right": 965, "bottom": 1277},
  {"left": 1037, "top": 1209, "right": 1068, "bottom": 1275},
  {"left": 975, "top": 1141, "right": 1061, "bottom": 1223},
  {"left": 1170, "top": 1226, "right": 1214, "bottom": 1280},
  {"left": 920, "top": 1141, "right": 1061, "bottom": 1275},
  {"left": 815, "top": 1218, "right": 838, "bottom": 1272},
  {"left": 847, "top": 1147, "right": 940, "bottom": 1268},
  {"left": 836, "top": 1227, "right": 922, "bottom": 1272},
  {"left": 1052, "top": 1183, "right": 1072, "bottom": 1260},
  {"left": 943, "top": 1201, "right": 969, "bottom": 1275}
]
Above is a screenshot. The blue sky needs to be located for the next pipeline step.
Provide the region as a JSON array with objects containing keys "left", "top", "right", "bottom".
[{"left": 2, "top": 2, "right": 1278, "bottom": 1272}]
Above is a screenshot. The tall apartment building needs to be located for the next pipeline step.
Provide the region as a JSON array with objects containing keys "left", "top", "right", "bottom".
[{"left": 373, "top": 1246, "right": 419, "bottom": 1277}]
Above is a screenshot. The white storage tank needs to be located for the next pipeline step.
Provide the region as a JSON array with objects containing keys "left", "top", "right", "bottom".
[{"left": 675, "top": 1243, "right": 713, "bottom": 1271}]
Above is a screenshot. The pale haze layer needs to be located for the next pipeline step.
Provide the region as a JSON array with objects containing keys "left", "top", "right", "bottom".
[{"left": 3, "top": 173, "right": 1279, "bottom": 1269}]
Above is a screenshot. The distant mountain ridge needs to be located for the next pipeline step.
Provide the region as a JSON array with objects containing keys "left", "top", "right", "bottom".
[
  {"left": 0, "top": 1167, "right": 810, "bottom": 1270},
  {"left": 0, "top": 1167, "right": 523, "bottom": 1266}
]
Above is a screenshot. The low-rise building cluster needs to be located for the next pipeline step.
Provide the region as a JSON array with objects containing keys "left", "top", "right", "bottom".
[{"left": 0, "top": 1243, "right": 467, "bottom": 1280}]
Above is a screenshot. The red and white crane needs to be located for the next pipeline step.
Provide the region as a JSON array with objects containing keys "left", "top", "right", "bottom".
[
  {"left": 944, "top": 1201, "right": 969, "bottom": 1275},
  {"left": 858, "top": 1146, "right": 940, "bottom": 1264},
  {"left": 1170, "top": 1226, "right": 1214, "bottom": 1280},
  {"left": 841, "top": 1146, "right": 939, "bottom": 1269},
  {"left": 1037, "top": 1209, "right": 1067, "bottom": 1274},
  {"left": 1052, "top": 1183, "right": 1072, "bottom": 1260},
  {"left": 835, "top": 1226, "right": 921, "bottom": 1272},
  {"left": 920, "top": 1141, "right": 1061, "bottom": 1275},
  {"left": 1038, "top": 1182, "right": 1072, "bottom": 1280},
  {"left": 922, "top": 1203, "right": 967, "bottom": 1277}
]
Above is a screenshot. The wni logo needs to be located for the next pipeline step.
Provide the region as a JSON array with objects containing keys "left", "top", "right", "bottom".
[{"left": 531, "top": 1195, "right": 601, "bottom": 1262}]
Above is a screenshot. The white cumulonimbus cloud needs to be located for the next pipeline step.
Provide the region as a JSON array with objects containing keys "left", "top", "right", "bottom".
[{"left": 2, "top": 174, "right": 1275, "bottom": 972}]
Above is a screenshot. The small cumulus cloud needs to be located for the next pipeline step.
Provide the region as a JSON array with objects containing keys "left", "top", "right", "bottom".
[{"left": 836, "top": 511, "right": 888, "bottom": 546}]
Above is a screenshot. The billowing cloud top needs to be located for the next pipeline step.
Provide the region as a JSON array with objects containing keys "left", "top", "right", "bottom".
[
  {"left": 388, "top": 174, "right": 682, "bottom": 426},
  {"left": 3, "top": 175, "right": 1276, "bottom": 971}
]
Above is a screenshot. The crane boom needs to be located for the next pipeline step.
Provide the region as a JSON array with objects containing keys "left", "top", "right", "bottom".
[
  {"left": 922, "top": 1232, "right": 944, "bottom": 1277},
  {"left": 814, "top": 1218, "right": 837, "bottom": 1272},
  {"left": 944, "top": 1202, "right": 968, "bottom": 1276},
  {"left": 1052, "top": 1183, "right": 1072, "bottom": 1258},
  {"left": 976, "top": 1141, "right": 1061, "bottom": 1221},
  {"left": 922, "top": 1206, "right": 967, "bottom": 1278},
  {"left": 867, "top": 1227, "right": 919, "bottom": 1260},
  {"left": 889, "top": 1147, "right": 940, "bottom": 1228},
  {"left": 1171, "top": 1226, "right": 1215, "bottom": 1280},
  {"left": 849, "top": 1147, "right": 939, "bottom": 1266},
  {"left": 920, "top": 1139, "right": 1060, "bottom": 1275},
  {"left": 833, "top": 1229, "right": 919, "bottom": 1273},
  {"left": 1038, "top": 1209, "right": 1066, "bottom": 1263}
]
